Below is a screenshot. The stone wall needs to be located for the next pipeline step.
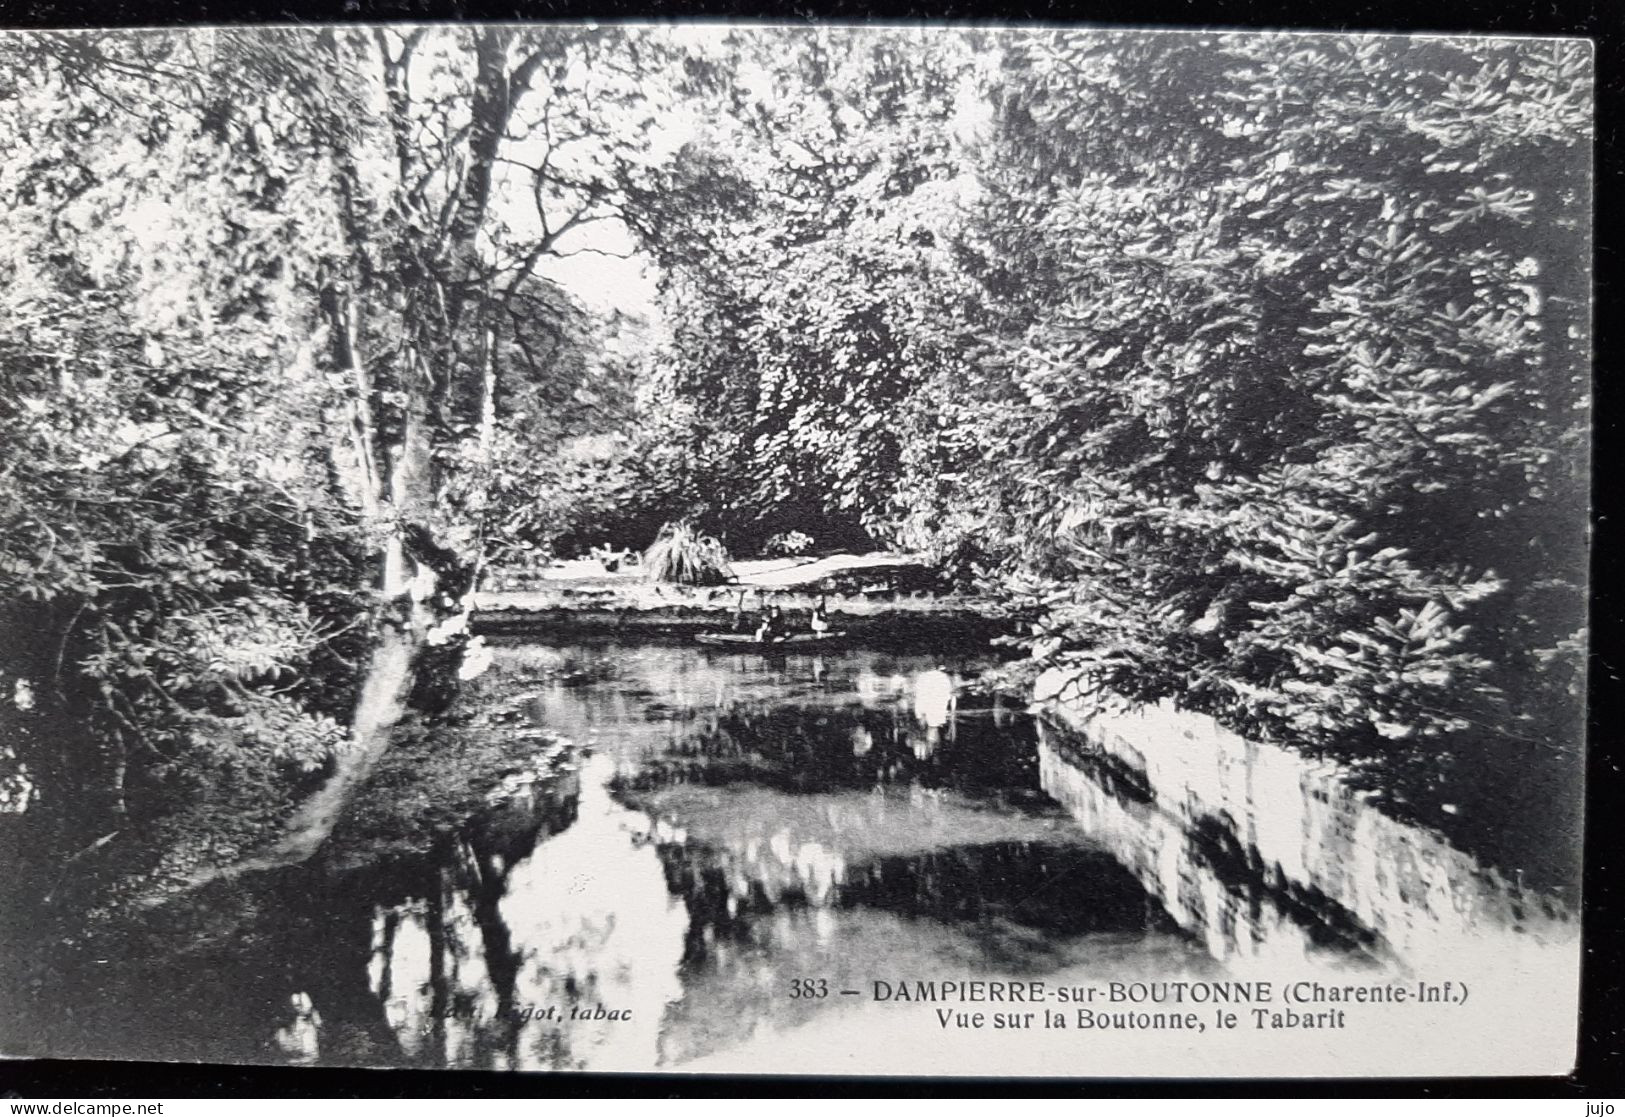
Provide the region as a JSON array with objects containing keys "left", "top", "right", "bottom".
[{"left": 1033, "top": 669, "right": 1577, "bottom": 970}]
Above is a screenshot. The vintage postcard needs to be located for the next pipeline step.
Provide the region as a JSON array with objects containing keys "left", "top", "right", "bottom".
[{"left": 0, "top": 24, "right": 1590, "bottom": 1080}]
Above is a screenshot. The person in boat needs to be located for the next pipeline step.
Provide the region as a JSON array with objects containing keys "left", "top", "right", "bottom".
[
  {"left": 809, "top": 595, "right": 830, "bottom": 637},
  {"left": 755, "top": 602, "right": 788, "bottom": 643},
  {"left": 731, "top": 590, "right": 752, "bottom": 633}
]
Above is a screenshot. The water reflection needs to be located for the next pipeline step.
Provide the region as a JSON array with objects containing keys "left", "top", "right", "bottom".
[
  {"left": 273, "top": 993, "right": 322, "bottom": 1065},
  {"left": 327, "top": 643, "right": 1207, "bottom": 1069},
  {"left": 351, "top": 759, "right": 688, "bottom": 1072},
  {"left": 18, "top": 639, "right": 1456, "bottom": 1072},
  {"left": 1036, "top": 728, "right": 1379, "bottom": 964}
]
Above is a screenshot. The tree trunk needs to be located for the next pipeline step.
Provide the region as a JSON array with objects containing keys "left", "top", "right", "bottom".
[{"left": 245, "top": 28, "right": 536, "bottom": 866}]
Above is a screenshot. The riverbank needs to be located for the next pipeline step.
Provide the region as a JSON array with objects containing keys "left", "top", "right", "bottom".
[
  {"left": 471, "top": 567, "right": 1006, "bottom": 648},
  {"left": 482, "top": 551, "right": 941, "bottom": 594}
]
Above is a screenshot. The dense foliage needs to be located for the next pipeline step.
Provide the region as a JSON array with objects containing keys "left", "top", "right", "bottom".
[
  {"left": 0, "top": 32, "right": 371, "bottom": 851},
  {"left": 0, "top": 27, "right": 694, "bottom": 870},
  {"left": 626, "top": 30, "right": 1590, "bottom": 755},
  {"left": 938, "top": 34, "right": 1592, "bottom": 752},
  {"left": 0, "top": 27, "right": 1592, "bottom": 890},
  {"left": 607, "top": 29, "right": 984, "bottom": 555}
]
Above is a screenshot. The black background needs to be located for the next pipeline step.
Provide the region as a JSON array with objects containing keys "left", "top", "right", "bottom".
[{"left": 0, "top": 0, "right": 1618, "bottom": 1099}]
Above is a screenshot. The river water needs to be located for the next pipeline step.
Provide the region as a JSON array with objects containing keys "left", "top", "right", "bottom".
[{"left": 3, "top": 637, "right": 1579, "bottom": 1077}]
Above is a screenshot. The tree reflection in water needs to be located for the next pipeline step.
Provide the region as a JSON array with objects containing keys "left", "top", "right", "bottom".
[
  {"left": 361, "top": 762, "right": 694, "bottom": 1072},
  {"left": 362, "top": 771, "right": 581, "bottom": 1068},
  {"left": 23, "top": 643, "right": 1271, "bottom": 1072},
  {"left": 343, "top": 644, "right": 1195, "bottom": 1069}
]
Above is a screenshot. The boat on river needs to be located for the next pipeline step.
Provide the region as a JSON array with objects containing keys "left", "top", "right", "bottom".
[{"left": 694, "top": 631, "right": 848, "bottom": 648}]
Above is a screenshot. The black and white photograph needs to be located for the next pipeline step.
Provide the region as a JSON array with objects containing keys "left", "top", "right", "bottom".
[{"left": 0, "top": 23, "right": 1593, "bottom": 1081}]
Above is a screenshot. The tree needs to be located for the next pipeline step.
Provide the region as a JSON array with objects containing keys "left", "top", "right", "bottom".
[
  {"left": 922, "top": 32, "right": 1591, "bottom": 752},
  {"left": 0, "top": 25, "right": 696, "bottom": 864},
  {"left": 632, "top": 28, "right": 982, "bottom": 553}
]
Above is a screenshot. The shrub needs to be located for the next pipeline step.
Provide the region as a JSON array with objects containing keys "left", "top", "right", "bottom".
[
  {"left": 643, "top": 521, "right": 733, "bottom": 586},
  {"left": 764, "top": 531, "right": 815, "bottom": 557}
]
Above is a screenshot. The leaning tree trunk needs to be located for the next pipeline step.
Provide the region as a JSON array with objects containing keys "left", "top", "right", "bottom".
[{"left": 245, "top": 28, "right": 535, "bottom": 868}]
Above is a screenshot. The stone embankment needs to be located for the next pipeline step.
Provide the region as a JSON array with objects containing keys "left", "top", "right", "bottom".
[
  {"left": 1031, "top": 668, "right": 1577, "bottom": 970},
  {"left": 473, "top": 553, "right": 1005, "bottom": 647}
]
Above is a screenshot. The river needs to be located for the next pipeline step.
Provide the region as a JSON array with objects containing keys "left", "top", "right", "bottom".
[{"left": 0, "top": 637, "right": 1579, "bottom": 1077}]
